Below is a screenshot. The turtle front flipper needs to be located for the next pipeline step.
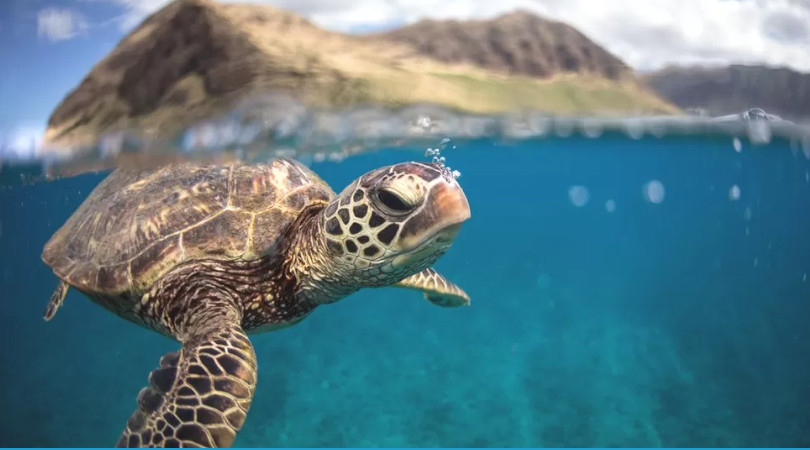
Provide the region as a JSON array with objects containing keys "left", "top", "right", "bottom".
[
  {"left": 394, "top": 268, "right": 470, "bottom": 307},
  {"left": 117, "top": 323, "right": 257, "bottom": 448}
]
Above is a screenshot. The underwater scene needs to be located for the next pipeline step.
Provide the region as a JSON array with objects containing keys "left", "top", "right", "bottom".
[
  {"left": 3, "top": 0, "right": 810, "bottom": 447},
  {"left": 2, "top": 132, "right": 810, "bottom": 447}
]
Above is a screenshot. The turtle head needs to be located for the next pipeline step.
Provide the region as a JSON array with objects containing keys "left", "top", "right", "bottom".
[{"left": 320, "top": 162, "right": 470, "bottom": 286}]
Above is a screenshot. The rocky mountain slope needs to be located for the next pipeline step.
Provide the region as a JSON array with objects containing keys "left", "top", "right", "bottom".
[
  {"left": 44, "top": 0, "right": 676, "bottom": 147},
  {"left": 643, "top": 65, "right": 810, "bottom": 120},
  {"left": 368, "top": 11, "right": 631, "bottom": 81}
]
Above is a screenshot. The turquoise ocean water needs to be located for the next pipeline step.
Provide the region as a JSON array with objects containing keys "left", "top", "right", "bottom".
[{"left": 1, "top": 133, "right": 809, "bottom": 446}]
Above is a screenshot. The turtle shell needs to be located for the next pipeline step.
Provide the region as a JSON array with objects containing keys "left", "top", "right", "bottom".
[{"left": 42, "top": 159, "right": 334, "bottom": 297}]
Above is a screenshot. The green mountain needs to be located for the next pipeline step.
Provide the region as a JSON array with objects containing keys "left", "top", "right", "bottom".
[{"left": 44, "top": 0, "right": 678, "bottom": 147}]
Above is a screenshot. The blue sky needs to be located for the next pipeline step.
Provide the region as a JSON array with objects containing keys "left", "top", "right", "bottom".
[
  {"left": 1, "top": 0, "right": 808, "bottom": 157},
  {"left": 0, "top": 0, "right": 124, "bottom": 130}
]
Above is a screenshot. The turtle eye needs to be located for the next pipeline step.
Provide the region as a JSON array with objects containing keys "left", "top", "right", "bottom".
[{"left": 376, "top": 188, "right": 413, "bottom": 215}]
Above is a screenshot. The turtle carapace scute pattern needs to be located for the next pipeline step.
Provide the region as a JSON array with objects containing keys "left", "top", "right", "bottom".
[{"left": 42, "top": 158, "right": 471, "bottom": 447}]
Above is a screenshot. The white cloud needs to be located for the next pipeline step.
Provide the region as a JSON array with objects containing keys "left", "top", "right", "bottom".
[
  {"left": 37, "top": 7, "right": 88, "bottom": 41},
  {"left": 101, "top": 0, "right": 810, "bottom": 72}
]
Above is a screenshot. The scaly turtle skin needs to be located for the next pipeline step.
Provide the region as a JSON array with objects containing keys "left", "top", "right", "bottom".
[{"left": 42, "top": 158, "right": 470, "bottom": 448}]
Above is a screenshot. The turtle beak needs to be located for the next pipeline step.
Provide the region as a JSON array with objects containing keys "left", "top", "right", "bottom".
[
  {"left": 429, "top": 178, "right": 471, "bottom": 239},
  {"left": 396, "top": 177, "right": 471, "bottom": 251}
]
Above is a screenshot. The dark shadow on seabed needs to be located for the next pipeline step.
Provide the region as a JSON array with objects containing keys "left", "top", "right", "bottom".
[{"left": 1, "top": 135, "right": 809, "bottom": 446}]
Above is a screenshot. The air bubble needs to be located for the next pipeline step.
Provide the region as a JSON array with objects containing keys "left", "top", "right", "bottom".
[
  {"left": 729, "top": 185, "right": 741, "bottom": 201},
  {"left": 624, "top": 120, "right": 645, "bottom": 140},
  {"left": 733, "top": 138, "right": 742, "bottom": 153},
  {"left": 643, "top": 180, "right": 665, "bottom": 204},
  {"left": 424, "top": 138, "right": 459, "bottom": 181},
  {"left": 747, "top": 120, "right": 772, "bottom": 145},
  {"left": 536, "top": 273, "right": 551, "bottom": 291},
  {"left": 605, "top": 199, "right": 616, "bottom": 212},
  {"left": 568, "top": 186, "right": 590, "bottom": 207}
]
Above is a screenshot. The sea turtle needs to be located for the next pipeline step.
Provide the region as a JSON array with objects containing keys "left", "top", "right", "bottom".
[{"left": 41, "top": 158, "right": 471, "bottom": 448}]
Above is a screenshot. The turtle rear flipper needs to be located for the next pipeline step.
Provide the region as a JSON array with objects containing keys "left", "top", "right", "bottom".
[
  {"left": 43, "top": 280, "right": 69, "bottom": 321},
  {"left": 394, "top": 268, "right": 470, "bottom": 307},
  {"left": 117, "top": 314, "right": 257, "bottom": 448}
]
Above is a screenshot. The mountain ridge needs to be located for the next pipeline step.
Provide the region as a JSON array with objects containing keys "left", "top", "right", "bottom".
[
  {"left": 44, "top": 0, "right": 677, "bottom": 147},
  {"left": 643, "top": 64, "right": 810, "bottom": 120},
  {"left": 366, "top": 10, "right": 631, "bottom": 81}
]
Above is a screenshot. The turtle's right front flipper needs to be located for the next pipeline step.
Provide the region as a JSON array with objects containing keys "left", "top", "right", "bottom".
[
  {"left": 117, "top": 322, "right": 257, "bottom": 448},
  {"left": 394, "top": 268, "right": 470, "bottom": 307}
]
